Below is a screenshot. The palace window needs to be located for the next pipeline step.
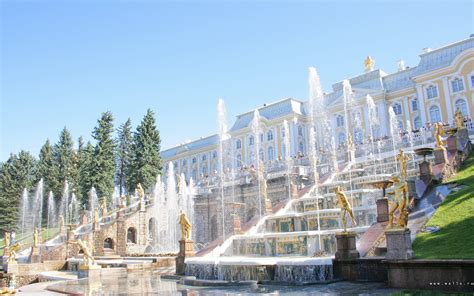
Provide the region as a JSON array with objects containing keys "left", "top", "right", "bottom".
[
  {"left": 414, "top": 117, "right": 422, "bottom": 130},
  {"left": 470, "top": 75, "right": 474, "bottom": 88},
  {"left": 392, "top": 103, "right": 402, "bottom": 115},
  {"left": 260, "top": 133, "right": 264, "bottom": 142},
  {"left": 212, "top": 151, "right": 218, "bottom": 159},
  {"left": 236, "top": 139, "right": 242, "bottom": 149},
  {"left": 336, "top": 115, "right": 345, "bottom": 127},
  {"left": 354, "top": 129, "right": 363, "bottom": 144},
  {"left": 192, "top": 169, "right": 197, "bottom": 181},
  {"left": 192, "top": 157, "right": 197, "bottom": 164},
  {"left": 338, "top": 132, "right": 346, "bottom": 146},
  {"left": 201, "top": 166, "right": 207, "bottom": 176},
  {"left": 451, "top": 78, "right": 464, "bottom": 93},
  {"left": 281, "top": 127, "right": 286, "bottom": 137},
  {"left": 249, "top": 136, "right": 254, "bottom": 146},
  {"left": 298, "top": 125, "right": 303, "bottom": 136},
  {"left": 455, "top": 99, "right": 468, "bottom": 116},
  {"left": 429, "top": 105, "right": 442, "bottom": 123},
  {"left": 236, "top": 154, "right": 242, "bottom": 167},
  {"left": 202, "top": 154, "right": 207, "bottom": 161},
  {"left": 411, "top": 98, "right": 418, "bottom": 111},
  {"left": 182, "top": 159, "right": 187, "bottom": 167},
  {"left": 268, "top": 146, "right": 274, "bottom": 161},
  {"left": 173, "top": 162, "right": 178, "bottom": 169},
  {"left": 259, "top": 149, "right": 264, "bottom": 161},
  {"left": 267, "top": 130, "right": 274, "bottom": 141},
  {"left": 426, "top": 85, "right": 438, "bottom": 99},
  {"left": 299, "top": 141, "right": 304, "bottom": 152}
]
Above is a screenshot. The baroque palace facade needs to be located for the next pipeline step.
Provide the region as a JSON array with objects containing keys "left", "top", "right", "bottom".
[{"left": 162, "top": 36, "right": 474, "bottom": 184}]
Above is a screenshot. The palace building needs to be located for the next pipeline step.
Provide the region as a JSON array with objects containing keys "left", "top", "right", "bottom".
[{"left": 161, "top": 36, "right": 474, "bottom": 183}]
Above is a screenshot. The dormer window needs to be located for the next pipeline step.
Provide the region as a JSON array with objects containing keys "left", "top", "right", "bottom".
[
  {"left": 426, "top": 85, "right": 438, "bottom": 99},
  {"left": 451, "top": 78, "right": 464, "bottom": 93}
]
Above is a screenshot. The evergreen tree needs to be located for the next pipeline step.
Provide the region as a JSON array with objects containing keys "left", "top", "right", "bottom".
[
  {"left": 128, "top": 109, "right": 163, "bottom": 191},
  {"left": 92, "top": 111, "right": 115, "bottom": 203},
  {"left": 36, "top": 139, "right": 59, "bottom": 195},
  {"left": 116, "top": 118, "right": 133, "bottom": 196},
  {"left": 0, "top": 151, "right": 37, "bottom": 232},
  {"left": 52, "top": 127, "right": 75, "bottom": 197},
  {"left": 78, "top": 142, "right": 95, "bottom": 208}
]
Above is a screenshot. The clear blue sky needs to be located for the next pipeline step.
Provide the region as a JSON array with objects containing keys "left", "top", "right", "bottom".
[{"left": 1, "top": 0, "right": 472, "bottom": 161}]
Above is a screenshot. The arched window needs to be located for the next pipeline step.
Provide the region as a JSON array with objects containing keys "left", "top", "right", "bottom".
[
  {"left": 259, "top": 149, "right": 264, "bottom": 162},
  {"left": 201, "top": 166, "right": 207, "bottom": 176},
  {"left": 268, "top": 146, "right": 274, "bottom": 161},
  {"left": 397, "top": 119, "right": 404, "bottom": 130},
  {"left": 451, "top": 78, "right": 464, "bottom": 92},
  {"left": 426, "top": 85, "right": 438, "bottom": 99},
  {"left": 281, "top": 127, "right": 286, "bottom": 137},
  {"left": 236, "top": 139, "right": 242, "bottom": 149},
  {"left": 336, "top": 115, "right": 345, "bottom": 127},
  {"left": 338, "top": 132, "right": 346, "bottom": 145},
  {"left": 429, "top": 105, "right": 442, "bottom": 123},
  {"left": 260, "top": 133, "right": 264, "bottom": 142},
  {"left": 249, "top": 136, "right": 254, "bottom": 146},
  {"left": 192, "top": 169, "right": 197, "bottom": 181},
  {"left": 173, "top": 162, "right": 178, "bottom": 169},
  {"left": 236, "top": 154, "right": 242, "bottom": 167},
  {"left": 267, "top": 130, "right": 273, "bottom": 141},
  {"left": 104, "top": 238, "right": 114, "bottom": 249},
  {"left": 182, "top": 159, "right": 187, "bottom": 167},
  {"left": 192, "top": 157, "right": 197, "bottom": 164},
  {"left": 202, "top": 154, "right": 207, "bottom": 161},
  {"left": 212, "top": 151, "right": 218, "bottom": 159},
  {"left": 392, "top": 103, "right": 402, "bottom": 115},
  {"left": 412, "top": 98, "right": 418, "bottom": 111},
  {"left": 127, "top": 227, "right": 137, "bottom": 244},
  {"left": 455, "top": 99, "right": 469, "bottom": 116},
  {"left": 414, "top": 117, "right": 422, "bottom": 130}
]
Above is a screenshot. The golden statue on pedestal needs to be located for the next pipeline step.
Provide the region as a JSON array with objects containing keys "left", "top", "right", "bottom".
[
  {"left": 396, "top": 149, "right": 410, "bottom": 180},
  {"left": 7, "top": 242, "right": 21, "bottom": 264},
  {"left": 94, "top": 208, "right": 100, "bottom": 224},
  {"left": 334, "top": 186, "right": 356, "bottom": 232},
  {"left": 136, "top": 183, "right": 145, "bottom": 201},
  {"left": 33, "top": 228, "right": 39, "bottom": 247},
  {"left": 388, "top": 174, "right": 409, "bottom": 228},
  {"left": 455, "top": 108, "right": 464, "bottom": 129},
  {"left": 4, "top": 232, "right": 10, "bottom": 248},
  {"left": 100, "top": 199, "right": 107, "bottom": 216},
  {"left": 364, "top": 56, "right": 375, "bottom": 72},
  {"left": 69, "top": 239, "right": 96, "bottom": 267},
  {"left": 434, "top": 122, "right": 445, "bottom": 149},
  {"left": 179, "top": 210, "right": 192, "bottom": 240},
  {"left": 347, "top": 133, "right": 354, "bottom": 152}
]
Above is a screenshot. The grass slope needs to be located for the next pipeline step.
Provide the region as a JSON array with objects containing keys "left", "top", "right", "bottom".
[{"left": 412, "top": 153, "right": 474, "bottom": 259}]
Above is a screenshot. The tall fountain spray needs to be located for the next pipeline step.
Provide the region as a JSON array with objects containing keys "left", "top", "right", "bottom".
[
  {"left": 59, "top": 181, "right": 69, "bottom": 226},
  {"left": 283, "top": 120, "right": 292, "bottom": 201},
  {"left": 20, "top": 188, "right": 29, "bottom": 235},
  {"left": 217, "top": 98, "right": 229, "bottom": 241},
  {"left": 32, "top": 179, "right": 44, "bottom": 230},
  {"left": 69, "top": 193, "right": 79, "bottom": 224},
  {"left": 166, "top": 162, "right": 179, "bottom": 252},
  {"left": 366, "top": 95, "right": 380, "bottom": 170},
  {"left": 89, "top": 187, "right": 98, "bottom": 220},
  {"left": 46, "top": 191, "right": 56, "bottom": 231},
  {"left": 342, "top": 80, "right": 355, "bottom": 208},
  {"left": 251, "top": 109, "right": 263, "bottom": 218},
  {"left": 388, "top": 107, "right": 400, "bottom": 172}
]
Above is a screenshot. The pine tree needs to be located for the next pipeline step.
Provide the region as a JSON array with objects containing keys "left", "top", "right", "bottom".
[
  {"left": 0, "top": 151, "right": 37, "bottom": 232},
  {"left": 128, "top": 109, "right": 163, "bottom": 191},
  {"left": 92, "top": 111, "right": 115, "bottom": 203},
  {"left": 52, "top": 127, "right": 75, "bottom": 197},
  {"left": 36, "top": 139, "right": 59, "bottom": 195},
  {"left": 78, "top": 142, "right": 95, "bottom": 208},
  {"left": 116, "top": 118, "right": 133, "bottom": 196}
]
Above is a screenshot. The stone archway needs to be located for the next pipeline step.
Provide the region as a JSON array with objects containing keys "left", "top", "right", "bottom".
[
  {"left": 127, "top": 227, "right": 137, "bottom": 244},
  {"left": 104, "top": 237, "right": 114, "bottom": 249}
]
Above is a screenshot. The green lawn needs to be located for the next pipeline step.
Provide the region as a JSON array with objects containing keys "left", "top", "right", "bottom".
[{"left": 412, "top": 153, "right": 474, "bottom": 259}]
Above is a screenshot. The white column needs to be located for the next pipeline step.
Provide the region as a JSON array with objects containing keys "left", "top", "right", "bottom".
[
  {"left": 416, "top": 85, "right": 427, "bottom": 126},
  {"left": 442, "top": 77, "right": 454, "bottom": 123},
  {"left": 403, "top": 97, "right": 410, "bottom": 128}
]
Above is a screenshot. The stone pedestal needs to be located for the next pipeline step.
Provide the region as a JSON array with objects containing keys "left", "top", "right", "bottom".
[
  {"left": 233, "top": 216, "right": 242, "bottom": 234},
  {"left": 29, "top": 246, "right": 41, "bottom": 263},
  {"left": 67, "top": 230, "right": 75, "bottom": 242},
  {"left": 419, "top": 160, "right": 432, "bottom": 185},
  {"left": 376, "top": 198, "right": 389, "bottom": 223},
  {"left": 385, "top": 228, "right": 414, "bottom": 260},
  {"left": 5, "top": 262, "right": 18, "bottom": 274},
  {"left": 335, "top": 232, "right": 360, "bottom": 260},
  {"left": 433, "top": 148, "right": 448, "bottom": 165},
  {"left": 446, "top": 135, "right": 458, "bottom": 152},
  {"left": 77, "top": 264, "right": 102, "bottom": 279},
  {"left": 176, "top": 239, "right": 195, "bottom": 275}
]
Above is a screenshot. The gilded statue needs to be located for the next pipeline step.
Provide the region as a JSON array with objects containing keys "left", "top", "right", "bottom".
[
  {"left": 179, "top": 210, "right": 192, "bottom": 240},
  {"left": 396, "top": 149, "right": 410, "bottom": 180},
  {"left": 434, "top": 122, "right": 445, "bottom": 149},
  {"left": 4, "top": 232, "right": 10, "bottom": 248},
  {"left": 136, "top": 183, "right": 145, "bottom": 201},
  {"left": 7, "top": 242, "right": 21, "bottom": 264},
  {"left": 100, "top": 199, "right": 107, "bottom": 216},
  {"left": 334, "top": 186, "right": 356, "bottom": 232},
  {"left": 69, "top": 239, "right": 96, "bottom": 267},
  {"left": 388, "top": 174, "right": 409, "bottom": 228},
  {"left": 455, "top": 108, "right": 464, "bottom": 129},
  {"left": 33, "top": 228, "right": 39, "bottom": 247},
  {"left": 364, "top": 56, "right": 375, "bottom": 72},
  {"left": 347, "top": 134, "right": 354, "bottom": 152}
]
